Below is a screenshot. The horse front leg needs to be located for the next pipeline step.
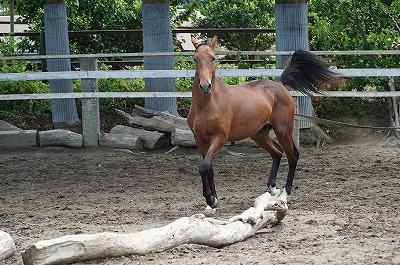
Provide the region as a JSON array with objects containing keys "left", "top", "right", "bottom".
[
  {"left": 199, "top": 158, "right": 217, "bottom": 207},
  {"left": 197, "top": 138, "right": 225, "bottom": 208}
]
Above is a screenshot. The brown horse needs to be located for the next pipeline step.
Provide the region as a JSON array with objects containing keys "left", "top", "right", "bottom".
[{"left": 188, "top": 36, "right": 340, "bottom": 209}]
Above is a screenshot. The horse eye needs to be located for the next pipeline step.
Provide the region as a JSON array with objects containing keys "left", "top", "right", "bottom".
[{"left": 212, "top": 57, "right": 216, "bottom": 62}]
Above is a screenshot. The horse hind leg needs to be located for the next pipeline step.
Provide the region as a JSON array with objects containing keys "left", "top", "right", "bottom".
[
  {"left": 275, "top": 132, "right": 300, "bottom": 202},
  {"left": 250, "top": 125, "right": 283, "bottom": 196}
]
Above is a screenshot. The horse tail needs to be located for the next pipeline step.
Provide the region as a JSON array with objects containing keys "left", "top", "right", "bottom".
[{"left": 279, "top": 50, "right": 342, "bottom": 97}]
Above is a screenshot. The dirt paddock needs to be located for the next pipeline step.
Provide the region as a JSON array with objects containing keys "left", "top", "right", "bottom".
[{"left": 1, "top": 132, "right": 400, "bottom": 265}]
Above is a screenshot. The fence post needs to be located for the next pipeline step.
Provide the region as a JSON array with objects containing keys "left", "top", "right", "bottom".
[{"left": 80, "top": 57, "right": 100, "bottom": 147}]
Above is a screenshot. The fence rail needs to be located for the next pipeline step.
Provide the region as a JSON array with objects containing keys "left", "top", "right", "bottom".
[
  {"left": 1, "top": 91, "right": 400, "bottom": 101},
  {"left": 0, "top": 69, "right": 399, "bottom": 83},
  {"left": 1, "top": 49, "right": 399, "bottom": 61},
  {"left": 0, "top": 50, "right": 399, "bottom": 147}
]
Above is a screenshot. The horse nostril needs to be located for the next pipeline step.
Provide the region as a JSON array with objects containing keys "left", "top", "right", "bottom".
[{"left": 200, "top": 83, "right": 212, "bottom": 93}]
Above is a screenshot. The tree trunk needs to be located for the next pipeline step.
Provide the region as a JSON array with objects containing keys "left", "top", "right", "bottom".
[
  {"left": 44, "top": 0, "right": 80, "bottom": 127},
  {"left": 275, "top": 0, "right": 312, "bottom": 129},
  {"left": 142, "top": 0, "right": 177, "bottom": 115}
]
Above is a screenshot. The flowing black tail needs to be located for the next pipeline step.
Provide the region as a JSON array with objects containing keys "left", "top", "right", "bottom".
[{"left": 280, "top": 50, "right": 342, "bottom": 97}]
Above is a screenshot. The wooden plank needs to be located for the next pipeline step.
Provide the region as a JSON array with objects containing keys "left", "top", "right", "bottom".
[
  {"left": 0, "top": 130, "right": 38, "bottom": 148},
  {"left": 1, "top": 50, "right": 398, "bottom": 61},
  {"left": 0, "top": 92, "right": 192, "bottom": 100},
  {"left": 0, "top": 68, "right": 399, "bottom": 82},
  {"left": 1, "top": 90, "right": 400, "bottom": 101}
]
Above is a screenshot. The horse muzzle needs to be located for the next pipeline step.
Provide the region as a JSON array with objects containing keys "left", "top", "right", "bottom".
[{"left": 199, "top": 82, "right": 212, "bottom": 94}]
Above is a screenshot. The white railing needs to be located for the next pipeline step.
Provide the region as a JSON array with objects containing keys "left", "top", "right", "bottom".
[{"left": 0, "top": 50, "right": 399, "bottom": 146}]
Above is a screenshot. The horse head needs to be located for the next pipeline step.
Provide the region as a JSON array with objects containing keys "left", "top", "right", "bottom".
[{"left": 191, "top": 35, "right": 218, "bottom": 94}]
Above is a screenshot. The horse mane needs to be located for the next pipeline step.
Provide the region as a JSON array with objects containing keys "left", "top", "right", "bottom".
[
  {"left": 280, "top": 50, "right": 341, "bottom": 97},
  {"left": 195, "top": 39, "right": 209, "bottom": 49}
]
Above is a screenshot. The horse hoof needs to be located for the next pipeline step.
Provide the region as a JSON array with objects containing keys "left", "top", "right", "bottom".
[
  {"left": 270, "top": 187, "right": 281, "bottom": 196},
  {"left": 206, "top": 196, "right": 218, "bottom": 208},
  {"left": 204, "top": 205, "right": 216, "bottom": 216},
  {"left": 211, "top": 197, "right": 218, "bottom": 208},
  {"left": 278, "top": 190, "right": 288, "bottom": 203}
]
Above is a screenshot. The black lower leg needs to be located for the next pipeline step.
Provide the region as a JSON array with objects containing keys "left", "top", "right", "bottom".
[
  {"left": 199, "top": 160, "right": 217, "bottom": 207},
  {"left": 208, "top": 164, "right": 217, "bottom": 198},
  {"left": 267, "top": 153, "right": 282, "bottom": 189},
  {"left": 285, "top": 143, "right": 299, "bottom": 195},
  {"left": 267, "top": 140, "right": 283, "bottom": 189}
]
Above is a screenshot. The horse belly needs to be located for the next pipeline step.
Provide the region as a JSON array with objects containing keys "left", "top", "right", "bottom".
[{"left": 227, "top": 104, "right": 271, "bottom": 141}]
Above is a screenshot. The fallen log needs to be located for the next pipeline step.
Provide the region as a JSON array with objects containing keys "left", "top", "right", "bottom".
[
  {"left": 116, "top": 105, "right": 190, "bottom": 134},
  {"left": 0, "top": 230, "right": 16, "bottom": 262},
  {"left": 0, "top": 120, "right": 21, "bottom": 131},
  {"left": 115, "top": 109, "right": 176, "bottom": 133},
  {"left": 171, "top": 128, "right": 196, "bottom": 147},
  {"left": 132, "top": 105, "right": 189, "bottom": 130},
  {"left": 99, "top": 132, "right": 143, "bottom": 150},
  {"left": 39, "top": 129, "right": 83, "bottom": 148},
  {"left": 22, "top": 193, "right": 287, "bottom": 265},
  {"left": 0, "top": 130, "right": 38, "bottom": 148},
  {"left": 109, "top": 125, "right": 166, "bottom": 150}
]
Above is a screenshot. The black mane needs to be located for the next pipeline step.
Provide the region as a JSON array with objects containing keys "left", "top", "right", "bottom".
[{"left": 195, "top": 39, "right": 209, "bottom": 49}]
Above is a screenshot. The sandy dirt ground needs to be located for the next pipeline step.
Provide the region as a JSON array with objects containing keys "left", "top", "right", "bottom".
[{"left": 1, "top": 130, "right": 400, "bottom": 265}]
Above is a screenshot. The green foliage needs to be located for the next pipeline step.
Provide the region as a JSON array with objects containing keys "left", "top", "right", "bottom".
[
  {"left": 15, "top": 0, "right": 143, "bottom": 54},
  {"left": 313, "top": 97, "right": 388, "bottom": 120},
  {"left": 0, "top": 80, "right": 51, "bottom": 126},
  {"left": 307, "top": 0, "right": 399, "bottom": 120},
  {"left": 308, "top": 0, "right": 400, "bottom": 93},
  {"left": 182, "top": 0, "right": 275, "bottom": 52},
  {"left": 73, "top": 64, "right": 145, "bottom": 114},
  {"left": 0, "top": 36, "right": 51, "bottom": 126}
]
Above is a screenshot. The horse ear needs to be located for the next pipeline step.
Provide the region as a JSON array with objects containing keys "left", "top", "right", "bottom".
[
  {"left": 209, "top": 35, "right": 218, "bottom": 48},
  {"left": 191, "top": 36, "right": 199, "bottom": 49}
]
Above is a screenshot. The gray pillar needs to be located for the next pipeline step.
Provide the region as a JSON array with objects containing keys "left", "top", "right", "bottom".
[
  {"left": 275, "top": 2, "right": 312, "bottom": 129},
  {"left": 44, "top": 2, "right": 79, "bottom": 126},
  {"left": 80, "top": 57, "right": 100, "bottom": 147},
  {"left": 142, "top": 2, "right": 177, "bottom": 115}
]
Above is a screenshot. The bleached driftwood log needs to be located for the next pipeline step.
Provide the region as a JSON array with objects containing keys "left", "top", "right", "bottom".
[
  {"left": 22, "top": 193, "right": 287, "bottom": 265},
  {"left": 109, "top": 125, "right": 166, "bottom": 150},
  {"left": 39, "top": 129, "right": 83, "bottom": 148},
  {"left": 99, "top": 133, "right": 143, "bottom": 150},
  {"left": 0, "top": 230, "right": 16, "bottom": 262}
]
